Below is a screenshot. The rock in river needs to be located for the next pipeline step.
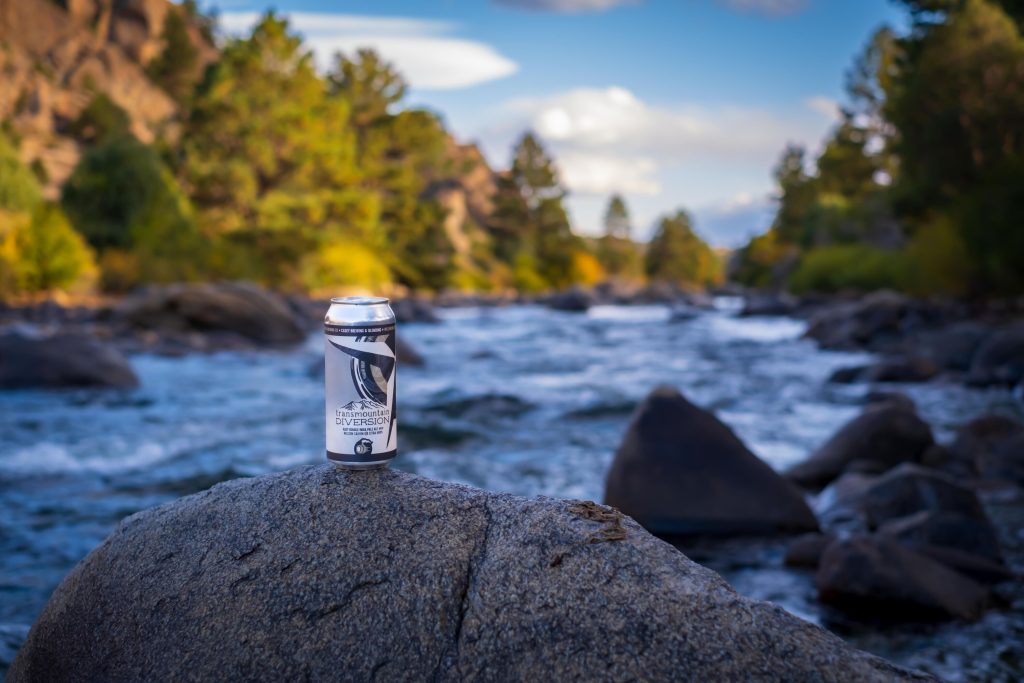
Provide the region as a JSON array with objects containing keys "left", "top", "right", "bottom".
[
  {"left": 10, "top": 466, "right": 932, "bottom": 682},
  {"left": 0, "top": 328, "right": 138, "bottom": 390},
  {"left": 966, "top": 327, "right": 1024, "bottom": 388},
  {"left": 115, "top": 282, "right": 307, "bottom": 348},
  {"left": 816, "top": 535, "right": 988, "bottom": 621},
  {"left": 786, "top": 403, "right": 934, "bottom": 490},
  {"left": 604, "top": 386, "right": 819, "bottom": 536}
]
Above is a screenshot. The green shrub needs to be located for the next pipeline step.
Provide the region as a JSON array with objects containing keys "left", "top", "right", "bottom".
[
  {"left": 12, "top": 204, "right": 96, "bottom": 294},
  {"left": 788, "top": 245, "right": 907, "bottom": 294},
  {"left": 0, "top": 134, "right": 42, "bottom": 212}
]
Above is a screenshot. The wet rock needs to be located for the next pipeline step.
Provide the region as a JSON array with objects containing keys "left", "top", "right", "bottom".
[
  {"left": 950, "top": 415, "right": 1024, "bottom": 482},
  {"left": 786, "top": 404, "right": 934, "bottom": 490},
  {"left": 424, "top": 393, "right": 533, "bottom": 421},
  {"left": 390, "top": 298, "right": 440, "bottom": 324},
  {"left": 877, "top": 510, "right": 1003, "bottom": 567},
  {"left": 604, "top": 386, "right": 819, "bottom": 536},
  {"left": 739, "top": 293, "right": 799, "bottom": 317},
  {"left": 917, "top": 322, "right": 990, "bottom": 372},
  {"left": 116, "top": 282, "right": 306, "bottom": 348},
  {"left": 816, "top": 536, "right": 988, "bottom": 621},
  {"left": 967, "top": 327, "right": 1024, "bottom": 387},
  {"left": 10, "top": 466, "right": 930, "bottom": 682},
  {"left": 0, "top": 329, "right": 139, "bottom": 390},
  {"left": 545, "top": 286, "right": 595, "bottom": 312},
  {"left": 828, "top": 357, "right": 939, "bottom": 384},
  {"left": 784, "top": 533, "right": 836, "bottom": 568},
  {"left": 981, "top": 433, "right": 1024, "bottom": 486},
  {"left": 863, "top": 391, "right": 916, "bottom": 411},
  {"left": 804, "top": 291, "right": 910, "bottom": 350},
  {"left": 841, "top": 464, "right": 993, "bottom": 531},
  {"left": 395, "top": 335, "right": 425, "bottom": 367}
]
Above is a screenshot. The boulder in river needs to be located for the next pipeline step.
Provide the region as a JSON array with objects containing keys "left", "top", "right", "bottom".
[
  {"left": 816, "top": 535, "right": 988, "bottom": 621},
  {"left": 115, "top": 282, "right": 307, "bottom": 348},
  {"left": 390, "top": 297, "right": 441, "bottom": 324},
  {"left": 786, "top": 403, "right": 934, "bottom": 490},
  {"left": 828, "top": 357, "right": 939, "bottom": 384},
  {"left": 966, "top": 327, "right": 1024, "bottom": 387},
  {"left": 0, "top": 328, "right": 138, "bottom": 390},
  {"left": 878, "top": 510, "right": 1009, "bottom": 583},
  {"left": 10, "top": 466, "right": 931, "bottom": 682},
  {"left": 545, "top": 286, "right": 595, "bottom": 312},
  {"left": 949, "top": 415, "right": 1024, "bottom": 484},
  {"left": 604, "top": 386, "right": 819, "bottom": 536},
  {"left": 916, "top": 322, "right": 990, "bottom": 373}
]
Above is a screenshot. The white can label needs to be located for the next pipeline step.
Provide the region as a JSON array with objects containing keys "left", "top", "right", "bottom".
[{"left": 324, "top": 322, "right": 397, "bottom": 463}]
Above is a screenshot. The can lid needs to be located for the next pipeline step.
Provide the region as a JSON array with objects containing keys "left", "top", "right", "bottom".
[{"left": 330, "top": 296, "right": 390, "bottom": 305}]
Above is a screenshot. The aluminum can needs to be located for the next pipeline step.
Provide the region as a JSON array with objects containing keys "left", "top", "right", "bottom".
[{"left": 324, "top": 296, "right": 397, "bottom": 469}]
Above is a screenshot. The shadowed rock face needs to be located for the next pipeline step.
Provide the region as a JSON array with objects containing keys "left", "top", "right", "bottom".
[
  {"left": 10, "top": 466, "right": 931, "bottom": 682},
  {"left": 605, "top": 386, "right": 819, "bottom": 537}
]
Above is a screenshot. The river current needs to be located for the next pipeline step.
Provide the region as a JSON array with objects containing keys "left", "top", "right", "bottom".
[{"left": 2, "top": 300, "right": 1022, "bottom": 679}]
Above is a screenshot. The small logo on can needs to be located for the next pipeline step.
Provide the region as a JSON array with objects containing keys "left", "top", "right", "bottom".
[{"left": 354, "top": 438, "right": 373, "bottom": 456}]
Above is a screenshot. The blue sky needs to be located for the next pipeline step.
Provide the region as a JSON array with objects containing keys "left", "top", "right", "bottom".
[{"left": 211, "top": 0, "right": 905, "bottom": 246}]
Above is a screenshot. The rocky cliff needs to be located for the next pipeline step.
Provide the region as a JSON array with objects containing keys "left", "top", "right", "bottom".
[{"left": 0, "top": 0, "right": 215, "bottom": 194}]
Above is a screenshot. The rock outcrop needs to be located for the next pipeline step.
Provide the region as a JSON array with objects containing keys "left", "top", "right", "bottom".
[
  {"left": 0, "top": 327, "right": 138, "bottom": 389},
  {"left": 10, "top": 466, "right": 932, "bottom": 681},
  {"left": 604, "top": 386, "right": 819, "bottom": 536},
  {"left": 0, "top": 0, "right": 215, "bottom": 193}
]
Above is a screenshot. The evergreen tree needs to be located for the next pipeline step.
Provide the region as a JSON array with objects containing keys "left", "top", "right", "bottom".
[
  {"left": 603, "top": 194, "right": 631, "bottom": 239},
  {"left": 645, "top": 210, "right": 719, "bottom": 286},
  {"left": 597, "top": 194, "right": 641, "bottom": 278},
  {"left": 147, "top": 7, "right": 200, "bottom": 102}
]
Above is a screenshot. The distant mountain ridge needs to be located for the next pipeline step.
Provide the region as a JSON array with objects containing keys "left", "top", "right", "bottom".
[
  {"left": 339, "top": 399, "right": 388, "bottom": 412},
  {"left": 0, "top": 0, "right": 216, "bottom": 195}
]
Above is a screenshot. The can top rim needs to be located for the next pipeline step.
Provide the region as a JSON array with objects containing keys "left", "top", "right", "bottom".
[{"left": 330, "top": 296, "right": 390, "bottom": 305}]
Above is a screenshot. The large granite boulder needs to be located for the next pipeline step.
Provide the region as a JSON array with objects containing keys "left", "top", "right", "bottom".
[
  {"left": 545, "top": 286, "right": 595, "bottom": 312},
  {"left": 816, "top": 536, "right": 988, "bottom": 621},
  {"left": 604, "top": 386, "right": 818, "bottom": 536},
  {"left": 0, "top": 328, "right": 138, "bottom": 389},
  {"left": 10, "top": 466, "right": 931, "bottom": 682},
  {"left": 115, "top": 282, "right": 307, "bottom": 348},
  {"left": 786, "top": 404, "right": 934, "bottom": 490}
]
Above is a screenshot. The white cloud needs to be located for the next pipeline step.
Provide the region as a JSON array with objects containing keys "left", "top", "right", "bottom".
[
  {"left": 804, "top": 95, "right": 841, "bottom": 121},
  {"left": 493, "top": 0, "right": 637, "bottom": 11},
  {"left": 495, "top": 86, "right": 829, "bottom": 197},
  {"left": 716, "top": 0, "right": 810, "bottom": 17},
  {"left": 218, "top": 12, "right": 518, "bottom": 90}
]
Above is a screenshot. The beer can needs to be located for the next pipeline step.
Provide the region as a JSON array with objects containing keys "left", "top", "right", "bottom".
[{"left": 324, "top": 296, "right": 398, "bottom": 469}]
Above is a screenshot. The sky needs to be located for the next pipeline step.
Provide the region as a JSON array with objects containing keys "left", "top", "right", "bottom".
[{"left": 210, "top": 0, "right": 905, "bottom": 246}]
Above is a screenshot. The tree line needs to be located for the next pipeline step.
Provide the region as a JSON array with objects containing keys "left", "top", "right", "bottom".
[
  {"left": 732, "top": 0, "right": 1024, "bottom": 297},
  {"left": 0, "top": 11, "right": 720, "bottom": 299}
]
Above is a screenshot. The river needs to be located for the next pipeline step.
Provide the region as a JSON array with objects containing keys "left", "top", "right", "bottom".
[{"left": 1, "top": 300, "right": 1021, "bottom": 679}]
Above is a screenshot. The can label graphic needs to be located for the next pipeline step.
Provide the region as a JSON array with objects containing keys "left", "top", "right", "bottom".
[{"left": 324, "top": 319, "right": 397, "bottom": 465}]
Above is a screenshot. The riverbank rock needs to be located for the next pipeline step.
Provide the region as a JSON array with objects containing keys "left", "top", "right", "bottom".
[
  {"left": 786, "top": 404, "right": 934, "bottom": 490},
  {"left": 545, "top": 286, "right": 595, "bottom": 312},
  {"left": 949, "top": 415, "right": 1024, "bottom": 480},
  {"left": 0, "top": 328, "right": 138, "bottom": 389},
  {"left": 115, "top": 282, "right": 306, "bottom": 349},
  {"left": 803, "top": 291, "right": 951, "bottom": 352},
  {"left": 828, "top": 357, "right": 939, "bottom": 384},
  {"left": 604, "top": 386, "right": 818, "bottom": 536},
  {"left": 10, "top": 466, "right": 932, "bottom": 682},
  {"left": 390, "top": 298, "right": 441, "bottom": 324},
  {"left": 966, "top": 327, "right": 1024, "bottom": 387},
  {"left": 739, "top": 293, "right": 799, "bottom": 317},
  {"left": 816, "top": 536, "right": 988, "bottom": 621}
]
